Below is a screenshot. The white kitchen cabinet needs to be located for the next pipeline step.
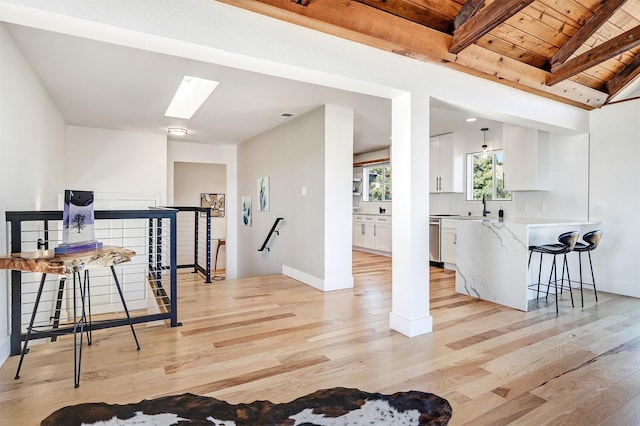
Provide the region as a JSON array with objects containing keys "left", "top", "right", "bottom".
[
  {"left": 353, "top": 215, "right": 375, "bottom": 248},
  {"left": 364, "top": 220, "right": 376, "bottom": 248},
  {"left": 503, "top": 126, "right": 550, "bottom": 191},
  {"left": 353, "top": 215, "right": 391, "bottom": 254},
  {"left": 373, "top": 216, "right": 392, "bottom": 252},
  {"left": 353, "top": 219, "right": 367, "bottom": 247},
  {"left": 429, "top": 133, "right": 464, "bottom": 193},
  {"left": 441, "top": 219, "right": 457, "bottom": 266}
]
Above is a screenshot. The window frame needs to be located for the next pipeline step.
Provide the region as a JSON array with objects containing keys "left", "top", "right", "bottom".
[
  {"left": 466, "top": 150, "right": 511, "bottom": 202},
  {"left": 362, "top": 162, "right": 392, "bottom": 202}
]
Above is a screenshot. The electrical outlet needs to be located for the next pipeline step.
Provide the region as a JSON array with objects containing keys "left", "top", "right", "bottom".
[{"left": 539, "top": 202, "right": 546, "bottom": 212}]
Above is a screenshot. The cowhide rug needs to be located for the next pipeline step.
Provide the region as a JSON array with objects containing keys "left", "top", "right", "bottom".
[{"left": 41, "top": 387, "right": 452, "bottom": 425}]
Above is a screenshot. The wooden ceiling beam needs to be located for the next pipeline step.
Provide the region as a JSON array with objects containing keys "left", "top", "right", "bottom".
[
  {"left": 548, "top": 25, "right": 640, "bottom": 86},
  {"left": 354, "top": 0, "right": 452, "bottom": 34},
  {"left": 453, "top": 0, "right": 485, "bottom": 31},
  {"left": 449, "top": 0, "right": 535, "bottom": 54},
  {"left": 606, "top": 53, "right": 640, "bottom": 100},
  {"left": 550, "top": 0, "right": 629, "bottom": 69},
  {"left": 219, "top": 0, "right": 606, "bottom": 108}
]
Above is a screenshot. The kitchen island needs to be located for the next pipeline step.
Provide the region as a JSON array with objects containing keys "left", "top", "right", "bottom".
[{"left": 455, "top": 217, "right": 599, "bottom": 311}]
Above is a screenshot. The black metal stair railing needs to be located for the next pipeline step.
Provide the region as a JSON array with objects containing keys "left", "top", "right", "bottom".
[
  {"left": 258, "top": 217, "right": 284, "bottom": 252},
  {"left": 5, "top": 208, "right": 180, "bottom": 357},
  {"left": 156, "top": 206, "right": 212, "bottom": 283}
]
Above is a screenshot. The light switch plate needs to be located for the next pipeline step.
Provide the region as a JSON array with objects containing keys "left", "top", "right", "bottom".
[{"left": 301, "top": 186, "right": 307, "bottom": 196}]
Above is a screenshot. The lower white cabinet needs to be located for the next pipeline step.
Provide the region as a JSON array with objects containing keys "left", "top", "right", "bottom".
[
  {"left": 441, "top": 220, "right": 457, "bottom": 266},
  {"left": 353, "top": 215, "right": 392, "bottom": 253},
  {"left": 373, "top": 216, "right": 391, "bottom": 252}
]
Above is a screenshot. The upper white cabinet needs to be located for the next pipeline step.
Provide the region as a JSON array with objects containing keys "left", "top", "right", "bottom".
[
  {"left": 503, "top": 126, "right": 550, "bottom": 191},
  {"left": 429, "top": 133, "right": 464, "bottom": 193}
]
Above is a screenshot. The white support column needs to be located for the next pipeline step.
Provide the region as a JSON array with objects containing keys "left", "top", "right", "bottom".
[{"left": 390, "top": 93, "right": 432, "bottom": 336}]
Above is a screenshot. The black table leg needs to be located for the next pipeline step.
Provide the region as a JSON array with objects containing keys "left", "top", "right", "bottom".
[
  {"left": 15, "top": 274, "right": 47, "bottom": 380},
  {"left": 110, "top": 266, "right": 141, "bottom": 350}
]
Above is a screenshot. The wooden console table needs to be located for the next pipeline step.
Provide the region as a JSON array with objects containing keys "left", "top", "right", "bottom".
[{"left": 0, "top": 246, "right": 140, "bottom": 387}]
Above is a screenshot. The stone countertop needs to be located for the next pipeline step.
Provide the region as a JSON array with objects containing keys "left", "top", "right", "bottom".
[
  {"left": 454, "top": 219, "right": 600, "bottom": 311},
  {"left": 353, "top": 213, "right": 392, "bottom": 217},
  {"left": 431, "top": 215, "right": 599, "bottom": 227}
]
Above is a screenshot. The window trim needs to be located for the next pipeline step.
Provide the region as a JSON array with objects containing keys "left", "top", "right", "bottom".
[
  {"left": 362, "top": 162, "right": 392, "bottom": 202},
  {"left": 466, "top": 150, "right": 511, "bottom": 201}
]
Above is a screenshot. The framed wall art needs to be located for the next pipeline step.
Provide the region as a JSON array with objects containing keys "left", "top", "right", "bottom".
[
  {"left": 200, "top": 193, "right": 225, "bottom": 217},
  {"left": 241, "top": 196, "right": 252, "bottom": 226},
  {"left": 257, "top": 176, "right": 270, "bottom": 212}
]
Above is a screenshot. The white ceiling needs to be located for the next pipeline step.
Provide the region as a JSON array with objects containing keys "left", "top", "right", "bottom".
[{"left": 7, "top": 23, "right": 516, "bottom": 154}]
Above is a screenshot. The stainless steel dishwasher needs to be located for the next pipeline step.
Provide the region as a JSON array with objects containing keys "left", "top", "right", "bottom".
[{"left": 429, "top": 217, "right": 441, "bottom": 262}]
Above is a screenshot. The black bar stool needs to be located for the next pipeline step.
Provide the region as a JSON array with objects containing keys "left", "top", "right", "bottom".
[
  {"left": 528, "top": 231, "right": 579, "bottom": 314},
  {"left": 574, "top": 230, "right": 602, "bottom": 307}
]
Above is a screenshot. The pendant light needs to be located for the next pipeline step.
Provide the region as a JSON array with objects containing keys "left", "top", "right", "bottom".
[{"left": 481, "top": 127, "right": 489, "bottom": 151}]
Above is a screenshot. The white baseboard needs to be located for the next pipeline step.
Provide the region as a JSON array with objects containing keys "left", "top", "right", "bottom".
[
  {"left": 389, "top": 312, "right": 433, "bottom": 337},
  {"left": 282, "top": 265, "right": 353, "bottom": 292}
]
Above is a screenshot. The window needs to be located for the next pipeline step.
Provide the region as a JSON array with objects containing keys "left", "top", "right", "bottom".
[
  {"left": 363, "top": 163, "right": 391, "bottom": 202},
  {"left": 466, "top": 151, "right": 511, "bottom": 201}
]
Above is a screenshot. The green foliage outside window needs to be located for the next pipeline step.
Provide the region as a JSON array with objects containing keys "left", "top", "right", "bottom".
[
  {"left": 468, "top": 151, "right": 511, "bottom": 201},
  {"left": 364, "top": 164, "right": 391, "bottom": 202}
]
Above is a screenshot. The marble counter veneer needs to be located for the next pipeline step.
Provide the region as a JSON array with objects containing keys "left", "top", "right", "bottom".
[
  {"left": 454, "top": 218, "right": 599, "bottom": 311},
  {"left": 0, "top": 246, "right": 136, "bottom": 275}
]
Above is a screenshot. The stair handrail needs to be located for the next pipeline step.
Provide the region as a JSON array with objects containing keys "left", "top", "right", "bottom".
[{"left": 258, "top": 217, "right": 284, "bottom": 252}]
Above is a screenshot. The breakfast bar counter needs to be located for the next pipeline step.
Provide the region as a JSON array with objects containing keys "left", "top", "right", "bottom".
[{"left": 454, "top": 217, "right": 599, "bottom": 311}]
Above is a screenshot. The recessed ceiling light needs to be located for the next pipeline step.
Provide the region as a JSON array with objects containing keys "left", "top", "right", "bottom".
[
  {"left": 168, "top": 127, "right": 188, "bottom": 136},
  {"left": 165, "top": 75, "right": 219, "bottom": 119},
  {"left": 279, "top": 112, "right": 295, "bottom": 118},
  {"left": 466, "top": 117, "right": 477, "bottom": 122}
]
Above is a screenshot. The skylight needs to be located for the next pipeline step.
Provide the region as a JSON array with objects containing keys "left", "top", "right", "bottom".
[{"left": 164, "top": 75, "right": 219, "bottom": 119}]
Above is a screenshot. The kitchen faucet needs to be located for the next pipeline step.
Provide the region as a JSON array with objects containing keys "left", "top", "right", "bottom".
[{"left": 482, "top": 193, "right": 490, "bottom": 217}]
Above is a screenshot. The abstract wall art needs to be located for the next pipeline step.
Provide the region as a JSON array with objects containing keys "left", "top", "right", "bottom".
[
  {"left": 241, "top": 196, "right": 252, "bottom": 226},
  {"left": 257, "top": 176, "right": 270, "bottom": 212}
]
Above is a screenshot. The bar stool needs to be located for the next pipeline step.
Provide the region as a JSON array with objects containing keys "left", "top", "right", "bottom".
[
  {"left": 574, "top": 230, "right": 602, "bottom": 307},
  {"left": 528, "top": 231, "right": 579, "bottom": 314}
]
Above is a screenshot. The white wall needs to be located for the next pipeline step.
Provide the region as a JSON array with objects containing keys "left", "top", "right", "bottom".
[
  {"left": 589, "top": 101, "right": 640, "bottom": 298},
  {"left": 323, "top": 105, "right": 354, "bottom": 291},
  {"left": 238, "top": 107, "right": 326, "bottom": 279},
  {"left": 167, "top": 140, "right": 237, "bottom": 278},
  {"left": 237, "top": 105, "right": 354, "bottom": 291},
  {"left": 174, "top": 161, "right": 226, "bottom": 268},
  {"left": 66, "top": 126, "right": 167, "bottom": 202},
  {"left": 0, "top": 22, "right": 66, "bottom": 364}
]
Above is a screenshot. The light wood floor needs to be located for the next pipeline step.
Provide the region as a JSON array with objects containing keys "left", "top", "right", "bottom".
[{"left": 2, "top": 251, "right": 640, "bottom": 425}]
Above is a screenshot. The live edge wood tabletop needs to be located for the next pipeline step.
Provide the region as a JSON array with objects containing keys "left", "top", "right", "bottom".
[{"left": 0, "top": 246, "right": 136, "bottom": 275}]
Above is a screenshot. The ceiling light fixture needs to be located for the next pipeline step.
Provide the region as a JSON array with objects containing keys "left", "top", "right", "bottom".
[
  {"left": 165, "top": 75, "right": 219, "bottom": 119},
  {"left": 466, "top": 117, "right": 477, "bottom": 122},
  {"left": 168, "top": 127, "right": 188, "bottom": 136},
  {"left": 481, "top": 127, "right": 489, "bottom": 151}
]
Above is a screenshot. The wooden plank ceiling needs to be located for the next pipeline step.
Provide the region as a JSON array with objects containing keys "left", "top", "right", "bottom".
[{"left": 218, "top": 0, "right": 640, "bottom": 109}]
